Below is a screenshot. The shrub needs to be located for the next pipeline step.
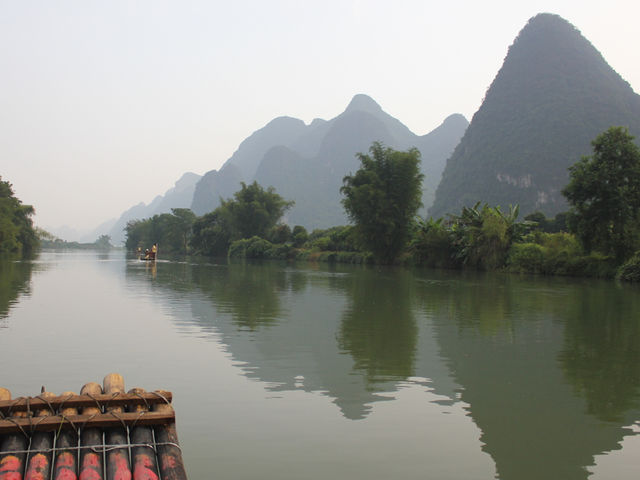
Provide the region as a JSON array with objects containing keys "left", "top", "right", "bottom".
[
  {"left": 616, "top": 252, "right": 640, "bottom": 282},
  {"left": 507, "top": 243, "right": 545, "bottom": 273},
  {"left": 245, "top": 237, "right": 273, "bottom": 259},
  {"left": 267, "top": 243, "right": 294, "bottom": 260},
  {"left": 539, "top": 232, "right": 582, "bottom": 275},
  {"left": 228, "top": 238, "right": 249, "bottom": 258},
  {"left": 291, "top": 225, "right": 309, "bottom": 247},
  {"left": 311, "top": 237, "right": 331, "bottom": 251},
  {"left": 567, "top": 252, "right": 617, "bottom": 278},
  {"left": 228, "top": 237, "right": 275, "bottom": 259},
  {"left": 410, "top": 218, "right": 457, "bottom": 268},
  {"left": 268, "top": 224, "right": 291, "bottom": 244}
]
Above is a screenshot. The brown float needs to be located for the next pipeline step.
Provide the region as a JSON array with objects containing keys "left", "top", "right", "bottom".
[{"left": 0, "top": 374, "right": 187, "bottom": 480}]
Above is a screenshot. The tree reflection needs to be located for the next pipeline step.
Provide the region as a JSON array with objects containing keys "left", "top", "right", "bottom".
[
  {"left": 337, "top": 267, "right": 417, "bottom": 386},
  {"left": 0, "top": 258, "right": 34, "bottom": 322},
  {"left": 192, "top": 260, "right": 290, "bottom": 330}
]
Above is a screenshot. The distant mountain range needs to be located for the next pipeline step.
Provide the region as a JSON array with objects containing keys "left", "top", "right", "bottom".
[
  {"left": 106, "top": 172, "right": 201, "bottom": 245},
  {"left": 430, "top": 13, "right": 640, "bottom": 218},
  {"left": 97, "top": 94, "right": 466, "bottom": 243},
  {"left": 96, "top": 12, "right": 640, "bottom": 244},
  {"left": 191, "top": 94, "right": 468, "bottom": 229}
]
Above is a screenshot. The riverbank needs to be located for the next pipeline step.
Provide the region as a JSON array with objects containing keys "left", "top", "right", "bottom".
[{"left": 223, "top": 233, "right": 640, "bottom": 282}]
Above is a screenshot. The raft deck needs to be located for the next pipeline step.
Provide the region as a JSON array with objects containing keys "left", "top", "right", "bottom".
[{"left": 0, "top": 373, "right": 187, "bottom": 480}]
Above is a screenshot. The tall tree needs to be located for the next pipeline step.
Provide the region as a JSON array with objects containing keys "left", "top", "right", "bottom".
[
  {"left": 166, "top": 208, "right": 196, "bottom": 254},
  {"left": 0, "top": 177, "right": 39, "bottom": 256},
  {"left": 218, "top": 181, "right": 294, "bottom": 240},
  {"left": 190, "top": 211, "right": 231, "bottom": 257},
  {"left": 562, "top": 126, "right": 640, "bottom": 261},
  {"left": 341, "top": 143, "right": 423, "bottom": 263}
]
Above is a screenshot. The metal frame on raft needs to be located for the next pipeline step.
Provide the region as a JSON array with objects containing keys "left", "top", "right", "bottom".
[{"left": 0, "top": 373, "right": 188, "bottom": 480}]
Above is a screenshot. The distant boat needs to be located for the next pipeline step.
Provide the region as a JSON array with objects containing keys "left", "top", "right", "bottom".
[{"left": 137, "top": 247, "right": 157, "bottom": 261}]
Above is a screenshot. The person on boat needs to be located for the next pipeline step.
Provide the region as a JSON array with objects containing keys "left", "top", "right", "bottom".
[
  {"left": 144, "top": 248, "right": 150, "bottom": 260},
  {"left": 151, "top": 243, "right": 158, "bottom": 260}
]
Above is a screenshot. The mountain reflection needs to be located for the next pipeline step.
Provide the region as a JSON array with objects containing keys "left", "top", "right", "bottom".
[
  {"left": 413, "top": 271, "right": 640, "bottom": 480},
  {"left": 558, "top": 283, "right": 640, "bottom": 423}
]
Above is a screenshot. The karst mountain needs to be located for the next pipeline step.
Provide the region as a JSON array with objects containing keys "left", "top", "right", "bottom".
[{"left": 430, "top": 13, "right": 640, "bottom": 218}]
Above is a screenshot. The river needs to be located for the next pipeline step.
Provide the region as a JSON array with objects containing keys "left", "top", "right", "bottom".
[{"left": 1, "top": 250, "right": 639, "bottom": 479}]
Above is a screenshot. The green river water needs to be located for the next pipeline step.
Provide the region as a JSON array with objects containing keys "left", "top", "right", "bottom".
[{"left": 1, "top": 250, "right": 639, "bottom": 479}]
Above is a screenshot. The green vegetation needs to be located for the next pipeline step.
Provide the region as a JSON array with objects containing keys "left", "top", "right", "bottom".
[
  {"left": 126, "top": 208, "right": 196, "bottom": 255},
  {"left": 563, "top": 126, "right": 640, "bottom": 262},
  {"left": 410, "top": 206, "right": 618, "bottom": 278},
  {"left": 226, "top": 225, "right": 372, "bottom": 264},
  {"left": 616, "top": 253, "right": 640, "bottom": 282},
  {"left": 123, "top": 132, "right": 640, "bottom": 282},
  {"left": 128, "top": 182, "right": 293, "bottom": 256},
  {"left": 39, "top": 232, "right": 113, "bottom": 250},
  {"left": 0, "top": 177, "right": 39, "bottom": 257},
  {"left": 218, "top": 181, "right": 294, "bottom": 240},
  {"left": 0, "top": 256, "right": 35, "bottom": 318},
  {"left": 190, "top": 181, "right": 293, "bottom": 257},
  {"left": 341, "top": 143, "right": 423, "bottom": 264}
]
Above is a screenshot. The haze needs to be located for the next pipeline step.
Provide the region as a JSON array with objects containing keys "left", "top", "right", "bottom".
[{"left": 1, "top": 0, "right": 639, "bottom": 238}]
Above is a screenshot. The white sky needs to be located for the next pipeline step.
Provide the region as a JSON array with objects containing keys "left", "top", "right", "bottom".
[{"left": 1, "top": 0, "right": 639, "bottom": 234}]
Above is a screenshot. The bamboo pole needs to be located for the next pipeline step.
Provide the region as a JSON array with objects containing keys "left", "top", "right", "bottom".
[
  {"left": 0, "top": 393, "right": 173, "bottom": 415},
  {"left": 0, "top": 387, "right": 28, "bottom": 480},
  {"left": 152, "top": 392, "right": 187, "bottom": 480},
  {"left": 78, "top": 383, "right": 103, "bottom": 480},
  {"left": 128, "top": 388, "right": 159, "bottom": 480},
  {"left": 24, "top": 390, "right": 56, "bottom": 480},
  {"left": 103, "top": 374, "right": 131, "bottom": 480},
  {"left": 53, "top": 391, "right": 78, "bottom": 480},
  {"left": 0, "top": 414, "right": 174, "bottom": 436}
]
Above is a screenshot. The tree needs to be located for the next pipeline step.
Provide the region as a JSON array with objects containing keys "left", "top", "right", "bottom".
[
  {"left": 94, "top": 235, "right": 112, "bottom": 250},
  {"left": 447, "top": 202, "right": 519, "bottom": 270},
  {"left": 124, "top": 219, "right": 149, "bottom": 251},
  {"left": 124, "top": 209, "right": 197, "bottom": 254},
  {"left": 341, "top": 142, "right": 423, "bottom": 263},
  {"left": 217, "top": 181, "right": 294, "bottom": 240},
  {"left": 0, "top": 177, "right": 39, "bottom": 256},
  {"left": 190, "top": 183, "right": 293, "bottom": 257},
  {"left": 190, "top": 211, "right": 231, "bottom": 257},
  {"left": 562, "top": 126, "right": 640, "bottom": 262},
  {"left": 166, "top": 208, "right": 196, "bottom": 254}
]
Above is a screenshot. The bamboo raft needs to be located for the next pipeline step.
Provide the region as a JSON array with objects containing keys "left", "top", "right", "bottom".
[{"left": 0, "top": 373, "right": 187, "bottom": 480}]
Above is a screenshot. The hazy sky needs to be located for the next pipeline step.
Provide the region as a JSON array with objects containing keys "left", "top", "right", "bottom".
[{"left": 2, "top": 0, "right": 639, "bottom": 236}]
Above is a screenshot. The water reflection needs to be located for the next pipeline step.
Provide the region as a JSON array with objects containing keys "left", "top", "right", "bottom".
[
  {"left": 337, "top": 268, "right": 417, "bottom": 386},
  {"left": 0, "top": 258, "right": 35, "bottom": 323},
  {"left": 124, "top": 258, "right": 640, "bottom": 479},
  {"left": 192, "top": 261, "right": 290, "bottom": 330},
  {"left": 558, "top": 283, "right": 640, "bottom": 423},
  {"left": 412, "top": 271, "right": 640, "bottom": 480}
]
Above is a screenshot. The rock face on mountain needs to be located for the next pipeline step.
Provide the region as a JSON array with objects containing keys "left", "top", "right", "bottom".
[
  {"left": 107, "top": 172, "right": 201, "bottom": 245},
  {"left": 192, "top": 94, "right": 468, "bottom": 229},
  {"left": 430, "top": 13, "right": 640, "bottom": 219}
]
